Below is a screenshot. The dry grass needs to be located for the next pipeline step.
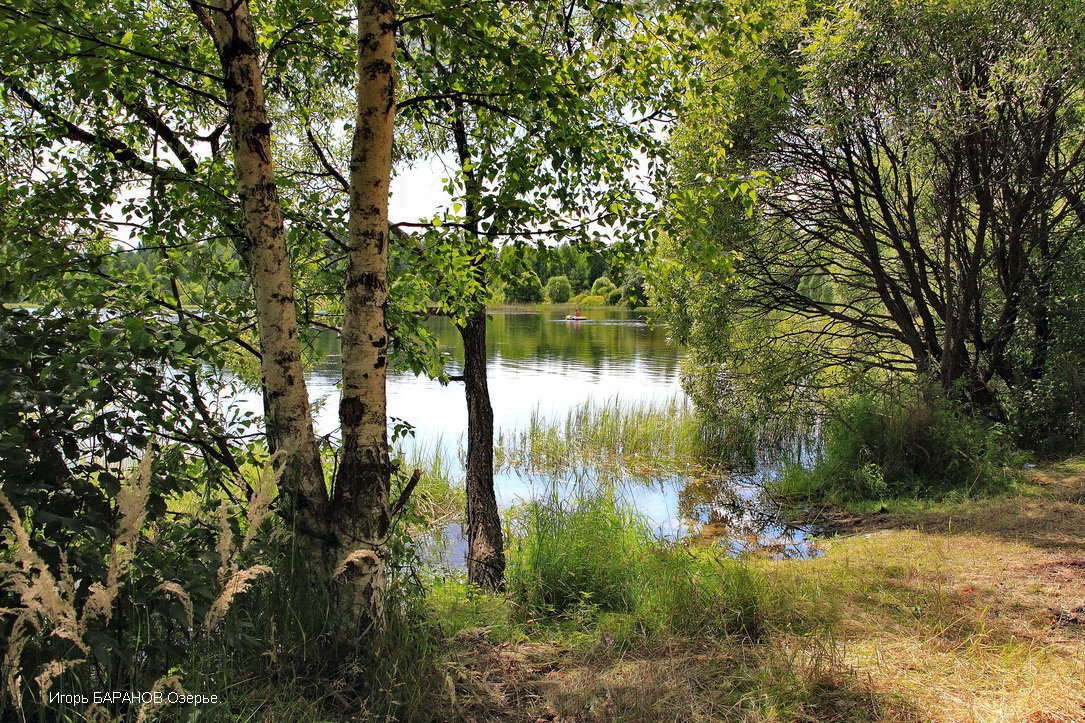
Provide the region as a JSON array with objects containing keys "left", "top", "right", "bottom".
[
  {"left": 768, "top": 458, "right": 1085, "bottom": 721},
  {"left": 445, "top": 459, "right": 1085, "bottom": 722},
  {"left": 449, "top": 631, "right": 923, "bottom": 721},
  {"left": 779, "top": 530, "right": 1085, "bottom": 721},
  {"left": 0, "top": 452, "right": 155, "bottom": 707}
]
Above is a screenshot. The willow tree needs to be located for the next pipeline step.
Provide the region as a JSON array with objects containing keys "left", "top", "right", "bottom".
[{"left": 658, "top": 0, "right": 1085, "bottom": 432}]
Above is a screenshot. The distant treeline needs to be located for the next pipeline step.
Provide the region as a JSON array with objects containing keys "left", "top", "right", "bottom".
[{"left": 496, "top": 243, "right": 647, "bottom": 307}]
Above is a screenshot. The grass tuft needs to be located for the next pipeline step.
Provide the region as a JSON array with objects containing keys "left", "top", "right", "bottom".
[
  {"left": 774, "top": 386, "right": 1025, "bottom": 505},
  {"left": 496, "top": 397, "right": 746, "bottom": 481}
]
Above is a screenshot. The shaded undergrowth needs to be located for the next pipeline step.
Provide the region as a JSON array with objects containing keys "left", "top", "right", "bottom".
[{"left": 772, "top": 386, "right": 1025, "bottom": 506}]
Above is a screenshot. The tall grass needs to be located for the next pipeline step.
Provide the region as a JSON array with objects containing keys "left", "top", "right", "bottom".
[
  {"left": 505, "top": 488, "right": 652, "bottom": 618},
  {"left": 496, "top": 397, "right": 739, "bottom": 480},
  {"left": 502, "top": 486, "right": 816, "bottom": 645},
  {"left": 773, "top": 385, "right": 1025, "bottom": 504},
  {"left": 392, "top": 439, "right": 464, "bottom": 529},
  {"left": 0, "top": 447, "right": 455, "bottom": 722},
  {"left": 0, "top": 451, "right": 283, "bottom": 721},
  {"left": 178, "top": 553, "right": 450, "bottom": 722}
]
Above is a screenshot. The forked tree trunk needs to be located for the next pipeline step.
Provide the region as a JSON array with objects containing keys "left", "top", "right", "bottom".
[
  {"left": 191, "top": 0, "right": 398, "bottom": 632},
  {"left": 189, "top": 0, "right": 329, "bottom": 552},
  {"left": 330, "top": 0, "right": 396, "bottom": 627},
  {"left": 459, "top": 310, "right": 506, "bottom": 589}
]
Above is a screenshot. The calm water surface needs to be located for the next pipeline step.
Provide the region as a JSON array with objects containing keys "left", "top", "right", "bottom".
[
  {"left": 226, "top": 307, "right": 811, "bottom": 564},
  {"left": 306, "top": 308, "right": 684, "bottom": 445}
]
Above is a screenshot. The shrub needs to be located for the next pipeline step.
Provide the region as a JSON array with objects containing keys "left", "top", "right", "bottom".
[
  {"left": 545, "top": 275, "right": 573, "bottom": 303},
  {"left": 579, "top": 294, "right": 606, "bottom": 306},
  {"left": 774, "top": 385, "right": 1023, "bottom": 503},
  {"left": 606, "top": 288, "right": 623, "bottom": 305},
  {"left": 1011, "top": 352, "right": 1085, "bottom": 457},
  {"left": 0, "top": 310, "right": 447, "bottom": 721},
  {"left": 590, "top": 276, "right": 617, "bottom": 297},
  {"left": 0, "top": 451, "right": 272, "bottom": 720},
  {"left": 504, "top": 271, "right": 545, "bottom": 303}
]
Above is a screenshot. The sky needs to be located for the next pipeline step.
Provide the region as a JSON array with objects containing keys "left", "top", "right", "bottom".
[{"left": 388, "top": 155, "right": 453, "bottom": 225}]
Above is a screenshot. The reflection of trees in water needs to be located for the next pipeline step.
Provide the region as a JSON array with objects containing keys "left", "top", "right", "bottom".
[
  {"left": 673, "top": 431, "right": 821, "bottom": 559},
  {"left": 298, "top": 309, "right": 683, "bottom": 377},
  {"left": 486, "top": 310, "right": 681, "bottom": 373},
  {"left": 679, "top": 476, "right": 816, "bottom": 559}
]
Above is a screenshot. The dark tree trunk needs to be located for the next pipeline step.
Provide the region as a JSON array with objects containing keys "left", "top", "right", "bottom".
[
  {"left": 459, "top": 309, "right": 506, "bottom": 590},
  {"left": 448, "top": 99, "right": 505, "bottom": 590}
]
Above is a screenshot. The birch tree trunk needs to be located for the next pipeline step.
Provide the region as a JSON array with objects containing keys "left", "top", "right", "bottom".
[
  {"left": 188, "top": 0, "right": 330, "bottom": 552},
  {"left": 331, "top": 0, "right": 396, "bottom": 626},
  {"left": 192, "top": 0, "right": 400, "bottom": 632}
]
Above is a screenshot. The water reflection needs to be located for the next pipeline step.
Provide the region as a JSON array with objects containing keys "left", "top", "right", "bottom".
[
  {"left": 303, "top": 308, "right": 684, "bottom": 444},
  {"left": 226, "top": 307, "right": 817, "bottom": 564}
]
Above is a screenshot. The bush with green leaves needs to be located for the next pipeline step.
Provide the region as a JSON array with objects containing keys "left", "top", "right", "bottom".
[
  {"left": 774, "top": 384, "right": 1024, "bottom": 503},
  {"left": 0, "top": 308, "right": 448, "bottom": 720},
  {"left": 503, "top": 271, "right": 545, "bottom": 303},
  {"left": 0, "top": 308, "right": 251, "bottom": 716},
  {"left": 545, "top": 275, "right": 573, "bottom": 303},
  {"left": 0, "top": 308, "right": 238, "bottom": 571},
  {"left": 1012, "top": 365, "right": 1085, "bottom": 458},
  {"left": 590, "top": 276, "right": 616, "bottom": 297}
]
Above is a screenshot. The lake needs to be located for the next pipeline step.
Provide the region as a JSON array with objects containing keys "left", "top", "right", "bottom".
[
  {"left": 307, "top": 307, "right": 685, "bottom": 446},
  {"left": 223, "top": 307, "right": 812, "bottom": 564}
]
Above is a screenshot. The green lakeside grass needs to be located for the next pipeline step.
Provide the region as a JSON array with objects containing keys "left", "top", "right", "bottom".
[
  {"left": 114, "top": 459, "right": 1085, "bottom": 720},
  {"left": 393, "top": 439, "right": 464, "bottom": 528},
  {"left": 421, "top": 461, "right": 1085, "bottom": 720},
  {"left": 9, "top": 415, "right": 1082, "bottom": 720},
  {"left": 495, "top": 397, "right": 736, "bottom": 481}
]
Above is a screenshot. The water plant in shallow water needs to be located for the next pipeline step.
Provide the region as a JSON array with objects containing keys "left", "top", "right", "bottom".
[
  {"left": 495, "top": 397, "right": 739, "bottom": 481},
  {"left": 392, "top": 440, "right": 464, "bottom": 529}
]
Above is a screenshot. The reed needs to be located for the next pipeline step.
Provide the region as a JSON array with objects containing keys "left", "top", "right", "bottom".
[
  {"left": 500, "top": 483, "right": 812, "bottom": 642},
  {"left": 392, "top": 439, "right": 464, "bottom": 528},
  {"left": 505, "top": 487, "right": 653, "bottom": 618},
  {"left": 496, "top": 397, "right": 738, "bottom": 481},
  {"left": 0, "top": 452, "right": 276, "bottom": 720}
]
